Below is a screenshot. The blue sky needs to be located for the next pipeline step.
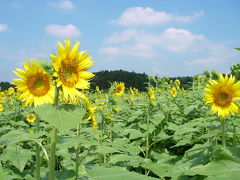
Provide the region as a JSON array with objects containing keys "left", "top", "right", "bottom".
[{"left": 0, "top": 0, "right": 239, "bottom": 81}]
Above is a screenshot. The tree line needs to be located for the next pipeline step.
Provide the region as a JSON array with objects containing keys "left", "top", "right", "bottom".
[
  {"left": 0, "top": 70, "right": 194, "bottom": 92},
  {"left": 90, "top": 70, "right": 193, "bottom": 91}
]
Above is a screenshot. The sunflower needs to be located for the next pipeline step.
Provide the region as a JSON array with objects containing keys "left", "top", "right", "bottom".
[
  {"left": 0, "top": 104, "right": 4, "bottom": 112},
  {"left": 26, "top": 114, "right": 36, "bottom": 123},
  {"left": 171, "top": 87, "right": 177, "bottom": 97},
  {"left": 134, "top": 88, "right": 141, "bottom": 97},
  {"left": 0, "top": 92, "right": 5, "bottom": 99},
  {"left": 129, "top": 87, "right": 134, "bottom": 95},
  {"left": 175, "top": 79, "right": 180, "bottom": 89},
  {"left": 148, "top": 89, "right": 155, "bottom": 99},
  {"left": 13, "top": 61, "right": 54, "bottom": 106},
  {"left": 204, "top": 74, "right": 240, "bottom": 118},
  {"left": 50, "top": 39, "right": 95, "bottom": 99},
  {"left": 7, "top": 87, "right": 15, "bottom": 95},
  {"left": 96, "top": 86, "right": 101, "bottom": 94},
  {"left": 114, "top": 82, "right": 125, "bottom": 96},
  {"left": 65, "top": 98, "right": 71, "bottom": 104},
  {"left": 85, "top": 98, "right": 98, "bottom": 131}
]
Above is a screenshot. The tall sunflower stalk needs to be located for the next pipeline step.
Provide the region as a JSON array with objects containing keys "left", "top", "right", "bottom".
[
  {"left": 35, "top": 116, "right": 41, "bottom": 180},
  {"left": 50, "top": 39, "right": 95, "bottom": 179},
  {"left": 48, "top": 85, "right": 59, "bottom": 180},
  {"left": 204, "top": 74, "right": 240, "bottom": 146},
  {"left": 13, "top": 61, "right": 54, "bottom": 179}
]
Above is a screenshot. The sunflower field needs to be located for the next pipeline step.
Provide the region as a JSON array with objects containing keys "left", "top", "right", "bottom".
[{"left": 1, "top": 40, "right": 240, "bottom": 180}]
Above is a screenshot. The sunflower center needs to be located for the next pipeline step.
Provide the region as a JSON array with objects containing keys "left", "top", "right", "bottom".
[
  {"left": 27, "top": 73, "right": 51, "bottom": 97},
  {"left": 219, "top": 92, "right": 228, "bottom": 99},
  {"left": 59, "top": 60, "right": 79, "bottom": 88},
  {"left": 64, "top": 68, "right": 73, "bottom": 79},
  {"left": 214, "top": 87, "right": 232, "bottom": 107},
  {"left": 116, "top": 86, "right": 122, "bottom": 93}
]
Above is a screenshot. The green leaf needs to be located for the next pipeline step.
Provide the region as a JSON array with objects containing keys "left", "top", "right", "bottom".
[
  {"left": 126, "top": 129, "right": 144, "bottom": 140},
  {"left": 34, "top": 104, "right": 86, "bottom": 133},
  {"left": 1, "top": 145, "right": 33, "bottom": 173},
  {"left": 109, "top": 154, "right": 144, "bottom": 167},
  {"left": 150, "top": 112, "right": 165, "bottom": 126},
  {"left": 142, "top": 162, "right": 169, "bottom": 178},
  {"left": 87, "top": 166, "right": 159, "bottom": 180},
  {"left": 165, "top": 146, "right": 240, "bottom": 177},
  {"left": 128, "top": 144, "right": 141, "bottom": 155},
  {"left": 111, "top": 138, "right": 129, "bottom": 152},
  {"left": 171, "top": 138, "right": 191, "bottom": 147},
  {"left": 0, "top": 165, "right": 6, "bottom": 180},
  {"left": 95, "top": 145, "right": 119, "bottom": 155},
  {"left": 235, "top": 48, "right": 240, "bottom": 51},
  {"left": 58, "top": 136, "right": 97, "bottom": 148},
  {"left": 184, "top": 105, "right": 197, "bottom": 115},
  {"left": 0, "top": 129, "right": 39, "bottom": 145},
  {"left": 183, "top": 154, "right": 240, "bottom": 176},
  {"left": 206, "top": 173, "right": 240, "bottom": 180},
  {"left": 55, "top": 169, "right": 75, "bottom": 180},
  {"left": 156, "top": 131, "right": 171, "bottom": 140}
]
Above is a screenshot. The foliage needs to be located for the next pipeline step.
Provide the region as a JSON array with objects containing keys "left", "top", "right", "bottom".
[{"left": 1, "top": 70, "right": 240, "bottom": 179}]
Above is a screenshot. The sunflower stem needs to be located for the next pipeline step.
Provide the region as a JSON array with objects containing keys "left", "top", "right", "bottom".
[
  {"left": 100, "top": 111, "right": 106, "bottom": 165},
  {"left": 145, "top": 78, "right": 150, "bottom": 175},
  {"left": 221, "top": 118, "right": 226, "bottom": 146},
  {"left": 49, "top": 127, "right": 57, "bottom": 180},
  {"left": 35, "top": 116, "right": 40, "bottom": 180},
  {"left": 49, "top": 84, "right": 59, "bottom": 180},
  {"left": 75, "top": 123, "right": 81, "bottom": 179},
  {"left": 233, "top": 124, "right": 236, "bottom": 147},
  {"left": 54, "top": 85, "right": 59, "bottom": 107}
]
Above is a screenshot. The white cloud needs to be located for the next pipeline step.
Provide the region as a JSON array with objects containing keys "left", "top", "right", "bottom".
[
  {"left": 99, "top": 46, "right": 121, "bottom": 55},
  {"left": 129, "top": 43, "right": 155, "bottom": 58},
  {"left": 101, "top": 27, "right": 236, "bottom": 73},
  {"left": 49, "top": 0, "right": 74, "bottom": 10},
  {"left": 104, "top": 28, "right": 205, "bottom": 52},
  {"left": 114, "top": 7, "right": 204, "bottom": 26},
  {"left": 0, "top": 24, "right": 8, "bottom": 32},
  {"left": 186, "top": 57, "right": 219, "bottom": 66},
  {"left": 116, "top": 7, "right": 172, "bottom": 26},
  {"left": 99, "top": 43, "right": 155, "bottom": 59},
  {"left": 175, "top": 11, "right": 204, "bottom": 23},
  {"left": 104, "top": 29, "right": 140, "bottom": 43},
  {"left": 185, "top": 44, "right": 237, "bottom": 67},
  {"left": 45, "top": 24, "right": 80, "bottom": 37},
  {"left": 158, "top": 28, "right": 205, "bottom": 52}
]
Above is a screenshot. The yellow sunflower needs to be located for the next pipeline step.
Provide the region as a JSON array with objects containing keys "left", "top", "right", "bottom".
[
  {"left": 0, "top": 92, "right": 5, "bottom": 99},
  {"left": 171, "top": 87, "right": 177, "bottom": 97},
  {"left": 148, "top": 89, "right": 155, "bottom": 99},
  {"left": 114, "top": 82, "right": 125, "bottom": 96},
  {"left": 26, "top": 114, "right": 36, "bottom": 123},
  {"left": 96, "top": 86, "right": 101, "bottom": 94},
  {"left": 175, "top": 79, "right": 180, "bottom": 89},
  {"left": 7, "top": 87, "right": 15, "bottom": 95},
  {"left": 129, "top": 87, "right": 134, "bottom": 95},
  {"left": 85, "top": 98, "right": 98, "bottom": 131},
  {"left": 13, "top": 61, "right": 54, "bottom": 106},
  {"left": 50, "top": 39, "right": 95, "bottom": 99},
  {"left": 0, "top": 104, "right": 4, "bottom": 112},
  {"left": 204, "top": 74, "right": 240, "bottom": 118}
]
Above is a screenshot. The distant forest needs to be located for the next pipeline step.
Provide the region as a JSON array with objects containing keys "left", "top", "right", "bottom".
[
  {"left": 91, "top": 70, "right": 193, "bottom": 91},
  {"left": 0, "top": 70, "right": 193, "bottom": 92}
]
